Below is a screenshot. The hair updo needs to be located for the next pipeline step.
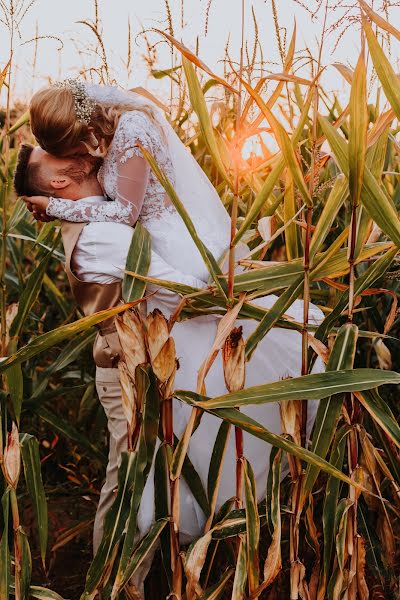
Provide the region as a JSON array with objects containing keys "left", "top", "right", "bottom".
[{"left": 29, "top": 84, "right": 163, "bottom": 157}]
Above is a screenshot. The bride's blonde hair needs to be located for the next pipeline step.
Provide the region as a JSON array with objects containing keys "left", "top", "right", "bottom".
[{"left": 29, "top": 85, "right": 163, "bottom": 157}]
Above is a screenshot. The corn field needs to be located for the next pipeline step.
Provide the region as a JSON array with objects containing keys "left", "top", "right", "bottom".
[{"left": 1, "top": 0, "right": 400, "bottom": 598}]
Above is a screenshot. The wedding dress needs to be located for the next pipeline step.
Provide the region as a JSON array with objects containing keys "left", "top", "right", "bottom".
[{"left": 46, "top": 84, "right": 325, "bottom": 543}]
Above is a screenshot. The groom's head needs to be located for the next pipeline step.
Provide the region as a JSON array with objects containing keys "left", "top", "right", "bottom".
[{"left": 14, "top": 144, "right": 102, "bottom": 200}]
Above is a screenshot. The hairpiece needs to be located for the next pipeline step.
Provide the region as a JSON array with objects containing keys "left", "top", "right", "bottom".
[{"left": 55, "top": 78, "right": 96, "bottom": 124}]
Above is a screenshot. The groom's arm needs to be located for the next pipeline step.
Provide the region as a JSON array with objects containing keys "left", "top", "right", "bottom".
[{"left": 144, "top": 250, "right": 207, "bottom": 311}]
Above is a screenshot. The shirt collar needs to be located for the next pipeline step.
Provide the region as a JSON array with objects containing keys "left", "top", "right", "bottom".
[{"left": 77, "top": 195, "right": 106, "bottom": 203}]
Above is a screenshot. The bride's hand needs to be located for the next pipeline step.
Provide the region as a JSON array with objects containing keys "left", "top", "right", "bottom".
[
  {"left": 23, "top": 196, "right": 54, "bottom": 222},
  {"left": 23, "top": 196, "right": 50, "bottom": 212}
]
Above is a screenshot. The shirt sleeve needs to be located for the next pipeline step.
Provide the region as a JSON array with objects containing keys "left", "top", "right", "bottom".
[{"left": 146, "top": 251, "right": 207, "bottom": 312}]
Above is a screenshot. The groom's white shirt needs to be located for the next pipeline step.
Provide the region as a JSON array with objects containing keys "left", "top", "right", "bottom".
[{"left": 71, "top": 195, "right": 207, "bottom": 311}]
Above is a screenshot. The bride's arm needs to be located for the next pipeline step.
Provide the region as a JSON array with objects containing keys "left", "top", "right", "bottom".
[{"left": 45, "top": 154, "right": 150, "bottom": 225}]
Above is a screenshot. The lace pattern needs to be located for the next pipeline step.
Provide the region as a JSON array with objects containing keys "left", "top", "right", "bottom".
[
  {"left": 100, "top": 110, "right": 177, "bottom": 224},
  {"left": 47, "top": 195, "right": 133, "bottom": 223},
  {"left": 46, "top": 109, "right": 177, "bottom": 225}
]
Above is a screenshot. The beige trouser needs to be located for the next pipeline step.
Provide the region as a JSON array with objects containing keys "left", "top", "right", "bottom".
[{"left": 93, "top": 366, "right": 156, "bottom": 597}]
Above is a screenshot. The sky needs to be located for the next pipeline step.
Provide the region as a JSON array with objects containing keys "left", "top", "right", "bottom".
[{"left": 1, "top": 0, "right": 400, "bottom": 105}]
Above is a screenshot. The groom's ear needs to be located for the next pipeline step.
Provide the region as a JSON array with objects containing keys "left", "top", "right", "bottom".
[{"left": 50, "top": 175, "right": 72, "bottom": 190}]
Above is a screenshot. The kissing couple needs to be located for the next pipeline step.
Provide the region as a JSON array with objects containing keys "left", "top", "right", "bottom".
[{"left": 14, "top": 79, "right": 324, "bottom": 596}]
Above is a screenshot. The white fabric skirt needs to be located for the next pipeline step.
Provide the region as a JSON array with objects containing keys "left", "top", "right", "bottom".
[{"left": 137, "top": 293, "right": 325, "bottom": 543}]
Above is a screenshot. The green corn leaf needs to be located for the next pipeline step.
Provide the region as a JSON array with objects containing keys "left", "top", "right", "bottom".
[
  {"left": 363, "top": 18, "right": 400, "bottom": 120},
  {"left": 18, "top": 527, "right": 32, "bottom": 600},
  {"left": 43, "top": 274, "right": 70, "bottom": 319},
  {"left": 0, "top": 489, "right": 11, "bottom": 600},
  {"left": 303, "top": 322, "right": 358, "bottom": 495},
  {"left": 211, "top": 513, "right": 248, "bottom": 539},
  {"left": 207, "top": 421, "right": 231, "bottom": 528},
  {"left": 231, "top": 535, "right": 248, "bottom": 600},
  {"left": 77, "top": 382, "right": 96, "bottom": 423},
  {"left": 318, "top": 425, "right": 350, "bottom": 599},
  {"left": 81, "top": 451, "right": 138, "bottom": 598},
  {"left": 356, "top": 388, "right": 400, "bottom": 449},
  {"left": 6, "top": 199, "right": 29, "bottom": 233},
  {"left": 120, "top": 519, "right": 168, "bottom": 587},
  {"left": 319, "top": 115, "right": 400, "bottom": 246},
  {"left": 112, "top": 366, "right": 160, "bottom": 594},
  {"left": 198, "top": 568, "right": 234, "bottom": 600},
  {"left": 182, "top": 57, "right": 232, "bottom": 186},
  {"left": 178, "top": 368, "right": 400, "bottom": 410},
  {"left": 7, "top": 109, "right": 29, "bottom": 135},
  {"left": 178, "top": 435, "right": 210, "bottom": 517},
  {"left": 243, "top": 459, "right": 260, "bottom": 595},
  {"left": 122, "top": 221, "right": 151, "bottom": 302},
  {"left": 309, "top": 175, "right": 348, "bottom": 260},
  {"left": 284, "top": 173, "right": 301, "bottom": 260},
  {"left": 31, "top": 330, "right": 96, "bottom": 400},
  {"left": 9, "top": 250, "right": 53, "bottom": 340},
  {"left": 35, "top": 405, "right": 106, "bottom": 463},
  {"left": 312, "top": 246, "right": 398, "bottom": 361},
  {"left": 5, "top": 363, "right": 23, "bottom": 425},
  {"left": 358, "top": 500, "right": 387, "bottom": 589},
  {"left": 233, "top": 242, "right": 391, "bottom": 294},
  {"left": 334, "top": 498, "right": 353, "bottom": 574},
  {"left": 151, "top": 65, "right": 181, "bottom": 80},
  {"left": 20, "top": 433, "right": 48, "bottom": 567},
  {"left": 154, "top": 444, "right": 172, "bottom": 588},
  {"left": 26, "top": 587, "right": 66, "bottom": 600},
  {"left": 173, "top": 399, "right": 364, "bottom": 489},
  {"left": 245, "top": 275, "right": 304, "bottom": 358},
  {"left": 139, "top": 144, "right": 228, "bottom": 300},
  {"left": 0, "top": 301, "right": 138, "bottom": 375}
]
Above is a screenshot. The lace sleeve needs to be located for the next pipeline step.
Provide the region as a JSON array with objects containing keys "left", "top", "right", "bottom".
[{"left": 46, "top": 111, "right": 157, "bottom": 225}]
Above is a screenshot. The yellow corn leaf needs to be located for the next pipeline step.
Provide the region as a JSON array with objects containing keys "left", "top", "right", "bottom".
[
  {"left": 333, "top": 62, "right": 354, "bottom": 85},
  {"left": 154, "top": 29, "right": 237, "bottom": 93},
  {"left": 363, "top": 18, "right": 400, "bottom": 120},
  {"left": 284, "top": 172, "right": 301, "bottom": 260},
  {"left": 309, "top": 175, "right": 348, "bottom": 260},
  {"left": 349, "top": 52, "right": 368, "bottom": 207},
  {"left": 264, "top": 73, "right": 313, "bottom": 86},
  {"left": 0, "top": 59, "right": 10, "bottom": 92},
  {"left": 366, "top": 108, "right": 394, "bottom": 148},
  {"left": 359, "top": 0, "right": 400, "bottom": 41},
  {"left": 265, "top": 23, "right": 297, "bottom": 110},
  {"left": 182, "top": 57, "right": 232, "bottom": 186},
  {"left": 7, "top": 110, "right": 29, "bottom": 135},
  {"left": 241, "top": 76, "right": 313, "bottom": 206},
  {"left": 233, "top": 89, "right": 313, "bottom": 245}
]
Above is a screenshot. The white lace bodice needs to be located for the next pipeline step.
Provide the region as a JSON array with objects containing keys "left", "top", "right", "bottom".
[
  {"left": 46, "top": 110, "right": 178, "bottom": 226},
  {"left": 46, "top": 85, "right": 233, "bottom": 282}
]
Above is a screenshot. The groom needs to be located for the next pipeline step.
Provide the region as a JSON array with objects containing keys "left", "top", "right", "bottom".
[{"left": 13, "top": 144, "right": 209, "bottom": 557}]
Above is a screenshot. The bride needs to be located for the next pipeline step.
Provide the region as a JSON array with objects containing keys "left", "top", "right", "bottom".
[{"left": 28, "top": 79, "right": 325, "bottom": 591}]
